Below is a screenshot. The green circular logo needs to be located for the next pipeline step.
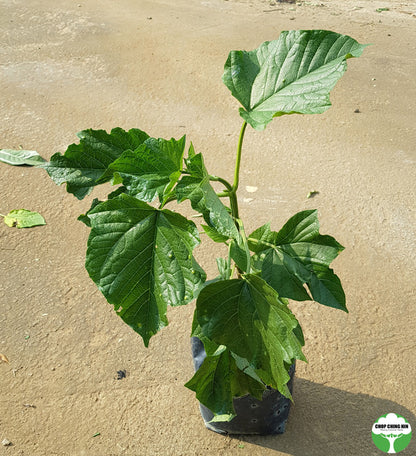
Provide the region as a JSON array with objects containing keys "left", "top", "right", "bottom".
[{"left": 372, "top": 413, "right": 412, "bottom": 454}]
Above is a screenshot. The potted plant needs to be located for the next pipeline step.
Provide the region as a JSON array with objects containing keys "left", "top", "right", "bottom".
[{"left": 2, "top": 30, "right": 366, "bottom": 435}]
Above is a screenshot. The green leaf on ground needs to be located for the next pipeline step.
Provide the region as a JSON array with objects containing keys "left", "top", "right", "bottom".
[
  {"left": 2, "top": 209, "right": 46, "bottom": 228},
  {"left": 0, "top": 149, "right": 46, "bottom": 166},
  {"left": 195, "top": 274, "right": 306, "bottom": 398},
  {"left": 249, "top": 210, "right": 347, "bottom": 311},
  {"left": 41, "top": 128, "right": 149, "bottom": 199},
  {"left": 85, "top": 193, "right": 206, "bottom": 346},
  {"left": 223, "top": 30, "right": 367, "bottom": 130}
]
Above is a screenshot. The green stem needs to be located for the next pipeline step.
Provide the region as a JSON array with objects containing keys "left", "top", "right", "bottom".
[
  {"left": 232, "top": 121, "right": 247, "bottom": 193},
  {"left": 228, "top": 122, "right": 249, "bottom": 278},
  {"left": 247, "top": 237, "right": 275, "bottom": 249},
  {"left": 209, "top": 175, "right": 233, "bottom": 193},
  {"left": 229, "top": 192, "right": 239, "bottom": 221},
  {"left": 228, "top": 121, "right": 247, "bottom": 222}
]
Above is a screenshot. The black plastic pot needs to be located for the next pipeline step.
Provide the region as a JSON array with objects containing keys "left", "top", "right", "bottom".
[{"left": 191, "top": 337, "right": 295, "bottom": 435}]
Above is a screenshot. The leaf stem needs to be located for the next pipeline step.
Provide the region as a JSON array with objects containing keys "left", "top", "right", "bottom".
[
  {"left": 247, "top": 237, "right": 276, "bottom": 249},
  {"left": 209, "top": 175, "right": 233, "bottom": 193}
]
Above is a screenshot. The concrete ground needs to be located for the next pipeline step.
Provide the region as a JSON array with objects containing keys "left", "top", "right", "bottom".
[{"left": 1, "top": 0, "right": 415, "bottom": 454}]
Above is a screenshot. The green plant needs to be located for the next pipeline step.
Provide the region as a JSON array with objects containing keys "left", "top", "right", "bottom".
[{"left": 3, "top": 30, "right": 366, "bottom": 422}]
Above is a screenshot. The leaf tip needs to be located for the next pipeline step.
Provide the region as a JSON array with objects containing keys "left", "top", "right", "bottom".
[{"left": 209, "top": 413, "right": 236, "bottom": 423}]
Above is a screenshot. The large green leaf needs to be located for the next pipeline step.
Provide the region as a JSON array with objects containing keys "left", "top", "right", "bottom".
[
  {"left": 85, "top": 193, "right": 206, "bottom": 346},
  {"left": 42, "top": 128, "right": 149, "bottom": 199},
  {"left": 223, "top": 30, "right": 367, "bottom": 130},
  {"left": 99, "top": 136, "right": 185, "bottom": 203},
  {"left": 249, "top": 210, "right": 346, "bottom": 311},
  {"left": 176, "top": 152, "right": 239, "bottom": 240},
  {"left": 195, "top": 274, "right": 306, "bottom": 398},
  {"left": 185, "top": 347, "right": 265, "bottom": 421}
]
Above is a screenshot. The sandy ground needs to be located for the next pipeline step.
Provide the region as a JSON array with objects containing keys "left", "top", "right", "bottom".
[{"left": 1, "top": 0, "right": 416, "bottom": 455}]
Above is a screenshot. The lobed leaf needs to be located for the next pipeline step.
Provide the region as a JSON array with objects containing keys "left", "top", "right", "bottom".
[
  {"left": 185, "top": 347, "right": 265, "bottom": 421},
  {"left": 195, "top": 274, "right": 306, "bottom": 398},
  {"left": 100, "top": 136, "right": 186, "bottom": 203},
  {"left": 249, "top": 210, "right": 347, "bottom": 311},
  {"left": 41, "top": 128, "right": 149, "bottom": 199},
  {"left": 85, "top": 193, "right": 206, "bottom": 346},
  {"left": 223, "top": 30, "right": 367, "bottom": 130}
]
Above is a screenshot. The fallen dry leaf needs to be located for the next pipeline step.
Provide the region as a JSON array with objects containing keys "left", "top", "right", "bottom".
[
  {"left": 306, "top": 190, "right": 320, "bottom": 199},
  {"left": 0, "top": 353, "right": 10, "bottom": 364}
]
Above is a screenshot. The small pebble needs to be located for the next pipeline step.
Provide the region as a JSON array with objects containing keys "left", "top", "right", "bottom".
[{"left": 1, "top": 439, "right": 12, "bottom": 446}]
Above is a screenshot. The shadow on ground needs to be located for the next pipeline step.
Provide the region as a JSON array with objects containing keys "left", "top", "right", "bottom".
[{"left": 235, "top": 378, "right": 415, "bottom": 455}]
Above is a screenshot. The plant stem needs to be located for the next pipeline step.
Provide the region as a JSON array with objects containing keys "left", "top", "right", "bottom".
[
  {"left": 229, "top": 191, "right": 239, "bottom": 220},
  {"left": 210, "top": 120, "right": 246, "bottom": 221},
  {"left": 232, "top": 121, "right": 247, "bottom": 194},
  {"left": 228, "top": 121, "right": 247, "bottom": 222}
]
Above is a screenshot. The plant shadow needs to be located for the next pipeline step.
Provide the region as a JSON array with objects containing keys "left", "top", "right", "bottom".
[{"left": 234, "top": 378, "right": 415, "bottom": 455}]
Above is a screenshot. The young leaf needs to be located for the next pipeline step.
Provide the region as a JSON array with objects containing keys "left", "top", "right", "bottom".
[
  {"left": 85, "top": 193, "right": 206, "bottom": 346},
  {"left": 99, "top": 136, "right": 186, "bottom": 203},
  {"left": 216, "top": 257, "right": 232, "bottom": 281},
  {"left": 185, "top": 348, "right": 265, "bottom": 421},
  {"left": 0, "top": 149, "right": 46, "bottom": 166},
  {"left": 229, "top": 238, "right": 250, "bottom": 272},
  {"left": 176, "top": 152, "right": 239, "bottom": 240},
  {"left": 201, "top": 225, "right": 229, "bottom": 243},
  {"left": 195, "top": 274, "right": 306, "bottom": 398},
  {"left": 41, "top": 128, "right": 149, "bottom": 199},
  {"left": 223, "top": 30, "right": 367, "bottom": 130},
  {"left": 3, "top": 209, "right": 46, "bottom": 228},
  {"left": 249, "top": 210, "right": 347, "bottom": 311}
]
